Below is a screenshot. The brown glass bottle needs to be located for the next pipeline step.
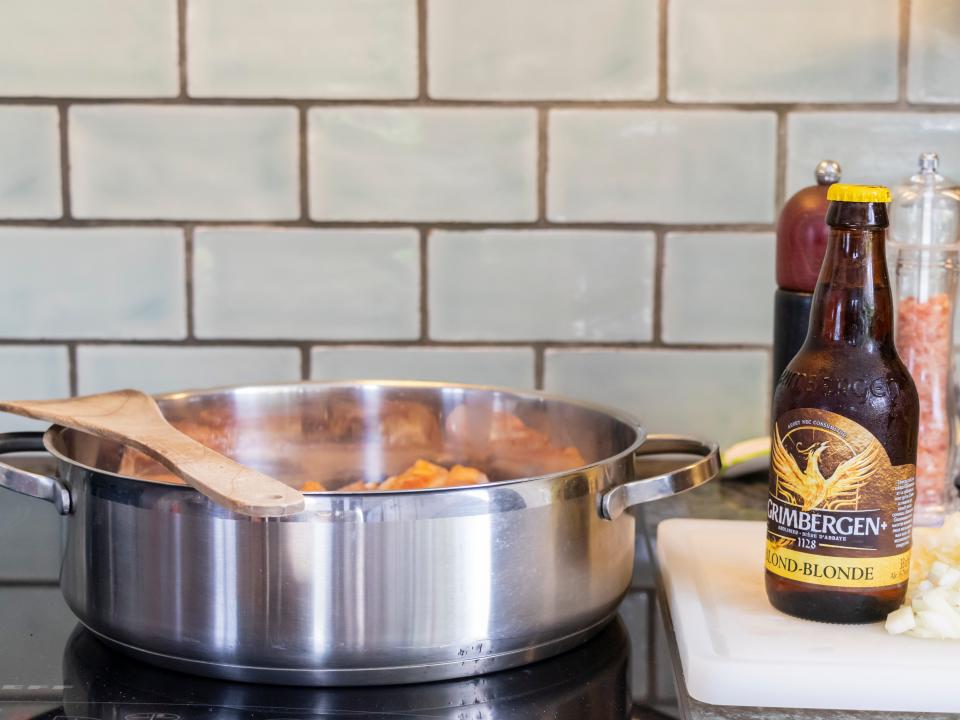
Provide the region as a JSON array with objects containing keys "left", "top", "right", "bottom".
[{"left": 765, "top": 185, "right": 919, "bottom": 624}]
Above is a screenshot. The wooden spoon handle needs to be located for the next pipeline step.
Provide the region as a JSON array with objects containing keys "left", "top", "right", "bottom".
[
  {"left": 0, "top": 391, "right": 306, "bottom": 518},
  {"left": 136, "top": 423, "right": 305, "bottom": 517}
]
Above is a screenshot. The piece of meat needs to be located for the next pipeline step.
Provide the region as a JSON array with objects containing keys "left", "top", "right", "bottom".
[
  {"left": 488, "top": 445, "right": 588, "bottom": 479},
  {"left": 329, "top": 459, "right": 489, "bottom": 492},
  {"left": 445, "top": 405, "right": 551, "bottom": 448},
  {"left": 309, "top": 399, "right": 441, "bottom": 448},
  {"left": 447, "top": 463, "right": 488, "bottom": 486},
  {"left": 338, "top": 479, "right": 373, "bottom": 492},
  {"left": 444, "top": 405, "right": 588, "bottom": 476}
]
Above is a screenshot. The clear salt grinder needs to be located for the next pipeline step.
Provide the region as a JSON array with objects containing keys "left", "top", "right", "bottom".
[{"left": 889, "top": 153, "right": 960, "bottom": 526}]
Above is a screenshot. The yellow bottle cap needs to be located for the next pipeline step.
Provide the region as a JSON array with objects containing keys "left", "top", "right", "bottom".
[{"left": 826, "top": 183, "right": 891, "bottom": 203}]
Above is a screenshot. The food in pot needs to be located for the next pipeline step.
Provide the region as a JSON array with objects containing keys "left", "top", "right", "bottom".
[
  {"left": 334, "top": 459, "right": 488, "bottom": 492},
  {"left": 311, "top": 408, "right": 584, "bottom": 491},
  {"left": 117, "top": 404, "right": 586, "bottom": 493},
  {"left": 309, "top": 398, "right": 441, "bottom": 447},
  {"left": 445, "top": 406, "right": 587, "bottom": 476}
]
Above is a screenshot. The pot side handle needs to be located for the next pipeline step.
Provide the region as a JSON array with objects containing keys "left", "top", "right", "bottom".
[
  {"left": 600, "top": 435, "right": 720, "bottom": 520},
  {"left": 0, "top": 432, "right": 71, "bottom": 515}
]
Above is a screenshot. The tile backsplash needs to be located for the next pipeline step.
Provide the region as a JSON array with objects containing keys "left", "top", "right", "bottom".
[
  {"left": 193, "top": 228, "right": 421, "bottom": 339},
  {"left": 308, "top": 107, "right": 538, "bottom": 221},
  {"left": 0, "top": 107, "right": 61, "bottom": 218},
  {"left": 71, "top": 105, "right": 300, "bottom": 219},
  {"left": 0, "top": 228, "right": 186, "bottom": 338},
  {"left": 0, "top": 0, "right": 956, "bottom": 452},
  {"left": 548, "top": 109, "right": 777, "bottom": 223},
  {"left": 428, "top": 230, "right": 656, "bottom": 341},
  {"left": 667, "top": 0, "right": 900, "bottom": 103}
]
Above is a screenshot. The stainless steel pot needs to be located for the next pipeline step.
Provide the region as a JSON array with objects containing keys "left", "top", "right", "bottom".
[{"left": 0, "top": 381, "right": 718, "bottom": 685}]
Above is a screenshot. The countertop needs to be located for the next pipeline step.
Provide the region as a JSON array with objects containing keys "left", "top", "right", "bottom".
[{"left": 638, "top": 473, "right": 960, "bottom": 720}]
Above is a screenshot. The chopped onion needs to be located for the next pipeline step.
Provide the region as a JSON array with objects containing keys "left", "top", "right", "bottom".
[
  {"left": 886, "top": 513, "right": 960, "bottom": 639},
  {"left": 885, "top": 606, "right": 916, "bottom": 634}
]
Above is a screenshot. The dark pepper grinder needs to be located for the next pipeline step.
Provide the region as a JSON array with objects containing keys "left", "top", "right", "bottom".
[{"left": 772, "top": 160, "right": 841, "bottom": 394}]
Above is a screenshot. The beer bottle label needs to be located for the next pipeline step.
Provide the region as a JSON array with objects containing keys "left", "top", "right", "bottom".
[{"left": 765, "top": 408, "right": 915, "bottom": 589}]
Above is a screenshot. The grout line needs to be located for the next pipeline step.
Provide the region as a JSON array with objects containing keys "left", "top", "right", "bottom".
[
  {"left": 2, "top": 97, "right": 960, "bottom": 111},
  {"left": 67, "top": 343, "right": 78, "bottom": 396},
  {"left": 657, "top": 0, "right": 669, "bottom": 102},
  {"left": 0, "top": 579, "right": 60, "bottom": 588},
  {"left": 774, "top": 111, "right": 787, "bottom": 210},
  {"left": 0, "top": 218, "right": 778, "bottom": 232},
  {"left": 299, "top": 344, "right": 311, "bottom": 380},
  {"left": 183, "top": 226, "right": 195, "bottom": 338},
  {"left": 651, "top": 231, "right": 666, "bottom": 344},
  {"left": 297, "top": 107, "right": 310, "bottom": 220},
  {"left": 419, "top": 229, "right": 430, "bottom": 340},
  {"left": 417, "top": 0, "right": 429, "bottom": 99},
  {"left": 533, "top": 344, "right": 545, "bottom": 390},
  {"left": 898, "top": 0, "right": 912, "bottom": 105},
  {"left": 177, "top": 0, "right": 188, "bottom": 98},
  {"left": 0, "top": 337, "right": 772, "bottom": 351},
  {"left": 536, "top": 108, "right": 549, "bottom": 221},
  {"left": 57, "top": 103, "right": 71, "bottom": 219}
]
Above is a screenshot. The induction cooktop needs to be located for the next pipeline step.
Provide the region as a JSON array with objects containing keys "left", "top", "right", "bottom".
[{"left": 0, "top": 584, "right": 675, "bottom": 720}]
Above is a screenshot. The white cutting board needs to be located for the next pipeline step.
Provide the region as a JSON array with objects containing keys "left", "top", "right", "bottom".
[{"left": 657, "top": 518, "right": 960, "bottom": 713}]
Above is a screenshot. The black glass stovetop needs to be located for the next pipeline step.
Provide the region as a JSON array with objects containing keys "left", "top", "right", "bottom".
[{"left": 0, "top": 584, "right": 677, "bottom": 720}]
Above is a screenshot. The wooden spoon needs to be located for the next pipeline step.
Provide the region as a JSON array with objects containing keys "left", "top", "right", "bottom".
[{"left": 0, "top": 389, "right": 306, "bottom": 518}]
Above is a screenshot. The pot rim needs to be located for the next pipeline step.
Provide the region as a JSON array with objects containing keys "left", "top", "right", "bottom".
[{"left": 41, "top": 379, "right": 647, "bottom": 496}]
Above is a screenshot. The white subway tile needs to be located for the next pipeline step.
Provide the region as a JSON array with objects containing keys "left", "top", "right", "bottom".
[
  {"left": 668, "top": 0, "right": 898, "bottom": 102},
  {"left": 0, "top": 107, "right": 60, "bottom": 219},
  {"left": 0, "top": 228, "right": 185, "bottom": 339},
  {"left": 194, "top": 229, "right": 419, "bottom": 340},
  {"left": 308, "top": 108, "right": 537, "bottom": 221},
  {"left": 549, "top": 111, "right": 776, "bottom": 223},
  {"left": 787, "top": 113, "right": 960, "bottom": 195},
  {"left": 70, "top": 106, "right": 299, "bottom": 220},
  {"left": 78, "top": 345, "right": 302, "bottom": 395},
  {"left": 310, "top": 346, "right": 534, "bottom": 388},
  {"left": 188, "top": 0, "right": 417, "bottom": 99},
  {"left": 544, "top": 349, "right": 769, "bottom": 448},
  {"left": 908, "top": 0, "right": 960, "bottom": 103},
  {"left": 663, "top": 233, "right": 776, "bottom": 344},
  {"left": 429, "top": 230, "right": 655, "bottom": 341},
  {"left": 428, "top": 0, "right": 657, "bottom": 100},
  {"left": 0, "top": 346, "right": 70, "bottom": 432},
  {"left": 0, "top": 0, "right": 177, "bottom": 97}
]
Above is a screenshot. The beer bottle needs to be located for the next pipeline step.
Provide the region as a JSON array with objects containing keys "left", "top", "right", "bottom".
[{"left": 765, "top": 184, "right": 920, "bottom": 624}]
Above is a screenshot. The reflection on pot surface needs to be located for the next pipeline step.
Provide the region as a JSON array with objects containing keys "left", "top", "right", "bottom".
[{"left": 61, "top": 620, "right": 631, "bottom": 720}]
